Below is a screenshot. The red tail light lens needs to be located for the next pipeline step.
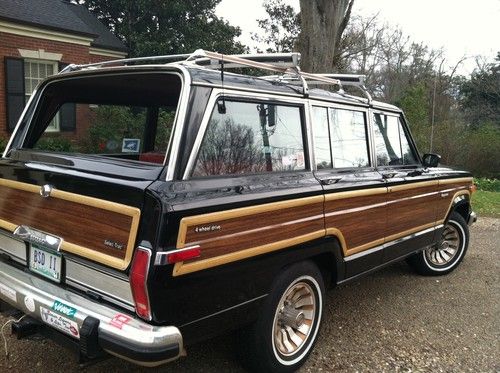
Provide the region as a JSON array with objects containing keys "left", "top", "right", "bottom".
[{"left": 130, "top": 247, "right": 152, "bottom": 321}]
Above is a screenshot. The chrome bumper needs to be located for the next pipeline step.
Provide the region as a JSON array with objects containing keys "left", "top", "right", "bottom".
[
  {"left": 0, "top": 260, "right": 183, "bottom": 367},
  {"left": 467, "top": 211, "right": 477, "bottom": 226}
]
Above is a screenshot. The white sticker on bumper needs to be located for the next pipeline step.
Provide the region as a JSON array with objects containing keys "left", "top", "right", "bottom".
[{"left": 40, "top": 306, "right": 80, "bottom": 338}]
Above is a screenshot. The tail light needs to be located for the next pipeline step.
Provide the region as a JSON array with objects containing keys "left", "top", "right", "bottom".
[{"left": 130, "top": 247, "right": 152, "bottom": 321}]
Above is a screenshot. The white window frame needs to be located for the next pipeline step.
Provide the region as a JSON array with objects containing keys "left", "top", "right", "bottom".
[{"left": 24, "top": 59, "right": 60, "bottom": 132}]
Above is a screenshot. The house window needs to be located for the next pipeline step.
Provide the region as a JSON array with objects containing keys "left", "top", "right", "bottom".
[{"left": 24, "top": 60, "right": 59, "bottom": 131}]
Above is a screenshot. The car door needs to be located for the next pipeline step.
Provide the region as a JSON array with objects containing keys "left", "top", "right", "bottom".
[
  {"left": 149, "top": 91, "right": 326, "bottom": 332},
  {"left": 310, "top": 103, "right": 387, "bottom": 278},
  {"left": 371, "top": 111, "right": 440, "bottom": 262}
]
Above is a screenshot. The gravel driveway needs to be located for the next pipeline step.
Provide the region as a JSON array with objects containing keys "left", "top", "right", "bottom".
[{"left": 1, "top": 217, "right": 498, "bottom": 372}]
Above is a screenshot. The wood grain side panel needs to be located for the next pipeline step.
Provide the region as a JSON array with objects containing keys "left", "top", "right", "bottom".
[
  {"left": 0, "top": 179, "right": 140, "bottom": 270},
  {"left": 435, "top": 179, "right": 473, "bottom": 223},
  {"left": 174, "top": 197, "right": 325, "bottom": 275},
  {"left": 385, "top": 183, "right": 439, "bottom": 238},
  {"left": 324, "top": 193, "right": 387, "bottom": 255},
  {"left": 182, "top": 202, "right": 324, "bottom": 261}
]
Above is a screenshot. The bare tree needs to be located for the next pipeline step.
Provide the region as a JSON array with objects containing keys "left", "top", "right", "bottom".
[{"left": 297, "top": 0, "right": 354, "bottom": 72}]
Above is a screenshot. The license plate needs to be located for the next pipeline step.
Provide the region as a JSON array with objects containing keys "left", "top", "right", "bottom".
[{"left": 29, "top": 244, "right": 62, "bottom": 283}]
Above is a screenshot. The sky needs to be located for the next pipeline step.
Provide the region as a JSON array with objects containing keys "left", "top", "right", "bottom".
[{"left": 216, "top": 0, "right": 500, "bottom": 75}]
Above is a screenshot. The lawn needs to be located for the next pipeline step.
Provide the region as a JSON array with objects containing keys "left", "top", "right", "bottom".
[{"left": 472, "top": 190, "right": 500, "bottom": 218}]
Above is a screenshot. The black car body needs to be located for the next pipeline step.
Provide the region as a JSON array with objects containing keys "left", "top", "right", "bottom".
[{"left": 0, "top": 51, "right": 476, "bottom": 371}]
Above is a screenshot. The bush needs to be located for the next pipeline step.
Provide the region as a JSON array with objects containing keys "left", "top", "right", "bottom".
[
  {"left": 0, "top": 137, "right": 7, "bottom": 154},
  {"left": 474, "top": 178, "right": 500, "bottom": 192},
  {"left": 34, "top": 137, "right": 74, "bottom": 152}
]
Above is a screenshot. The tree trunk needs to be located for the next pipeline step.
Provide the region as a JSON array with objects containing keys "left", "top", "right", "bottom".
[{"left": 297, "top": 0, "right": 354, "bottom": 73}]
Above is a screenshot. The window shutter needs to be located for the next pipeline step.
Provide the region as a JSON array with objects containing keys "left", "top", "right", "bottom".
[
  {"left": 4, "top": 57, "right": 25, "bottom": 132},
  {"left": 58, "top": 62, "right": 76, "bottom": 132}
]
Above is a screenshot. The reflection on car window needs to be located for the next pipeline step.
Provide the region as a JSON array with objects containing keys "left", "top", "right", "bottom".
[
  {"left": 330, "top": 109, "right": 369, "bottom": 168},
  {"left": 312, "top": 106, "right": 332, "bottom": 169},
  {"left": 192, "top": 100, "right": 305, "bottom": 177},
  {"left": 373, "top": 114, "right": 418, "bottom": 166}
]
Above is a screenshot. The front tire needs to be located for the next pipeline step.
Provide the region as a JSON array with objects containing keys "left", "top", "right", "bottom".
[
  {"left": 407, "top": 211, "right": 469, "bottom": 275},
  {"left": 243, "top": 261, "right": 325, "bottom": 372}
]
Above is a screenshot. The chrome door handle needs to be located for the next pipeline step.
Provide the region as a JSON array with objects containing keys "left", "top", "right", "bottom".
[
  {"left": 321, "top": 177, "right": 342, "bottom": 185},
  {"left": 382, "top": 172, "right": 397, "bottom": 179}
]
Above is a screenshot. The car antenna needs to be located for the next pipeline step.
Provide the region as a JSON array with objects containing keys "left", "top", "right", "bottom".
[{"left": 217, "top": 54, "right": 227, "bottom": 114}]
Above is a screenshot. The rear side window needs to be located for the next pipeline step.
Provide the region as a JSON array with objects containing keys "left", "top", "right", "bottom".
[
  {"left": 312, "top": 106, "right": 370, "bottom": 169},
  {"left": 192, "top": 100, "right": 306, "bottom": 177},
  {"left": 373, "top": 114, "right": 418, "bottom": 166}
]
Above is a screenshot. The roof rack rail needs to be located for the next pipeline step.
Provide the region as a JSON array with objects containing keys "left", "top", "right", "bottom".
[
  {"left": 58, "top": 49, "right": 372, "bottom": 102},
  {"left": 262, "top": 73, "right": 372, "bottom": 103},
  {"left": 59, "top": 53, "right": 193, "bottom": 73}
]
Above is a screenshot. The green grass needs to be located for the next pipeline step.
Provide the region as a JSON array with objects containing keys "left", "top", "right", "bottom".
[{"left": 472, "top": 190, "right": 500, "bottom": 217}]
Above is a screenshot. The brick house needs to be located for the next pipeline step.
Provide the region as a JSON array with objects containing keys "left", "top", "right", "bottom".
[{"left": 0, "top": 0, "right": 127, "bottom": 141}]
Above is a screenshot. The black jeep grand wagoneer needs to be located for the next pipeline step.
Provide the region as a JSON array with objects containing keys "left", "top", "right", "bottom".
[{"left": 0, "top": 50, "right": 476, "bottom": 371}]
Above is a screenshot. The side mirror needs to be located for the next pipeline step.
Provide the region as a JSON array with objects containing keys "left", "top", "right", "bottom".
[{"left": 422, "top": 153, "right": 441, "bottom": 168}]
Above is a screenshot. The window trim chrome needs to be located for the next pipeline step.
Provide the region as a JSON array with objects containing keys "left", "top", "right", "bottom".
[
  {"left": 182, "top": 89, "right": 310, "bottom": 180},
  {"left": 3, "top": 68, "right": 189, "bottom": 177}
]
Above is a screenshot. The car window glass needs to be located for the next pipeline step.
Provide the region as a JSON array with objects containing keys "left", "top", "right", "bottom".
[
  {"left": 398, "top": 117, "right": 418, "bottom": 165},
  {"left": 329, "top": 108, "right": 370, "bottom": 168},
  {"left": 192, "top": 100, "right": 305, "bottom": 177},
  {"left": 374, "top": 113, "right": 417, "bottom": 166},
  {"left": 312, "top": 106, "right": 332, "bottom": 169}
]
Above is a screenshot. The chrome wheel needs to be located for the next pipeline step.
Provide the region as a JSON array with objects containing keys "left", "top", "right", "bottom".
[
  {"left": 272, "top": 279, "right": 317, "bottom": 358},
  {"left": 425, "top": 223, "right": 461, "bottom": 266}
]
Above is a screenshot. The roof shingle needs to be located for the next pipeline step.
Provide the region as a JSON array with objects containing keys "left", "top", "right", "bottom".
[{"left": 0, "top": 0, "right": 127, "bottom": 52}]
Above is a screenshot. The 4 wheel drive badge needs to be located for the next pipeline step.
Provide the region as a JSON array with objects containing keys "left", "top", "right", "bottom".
[{"left": 40, "top": 184, "right": 53, "bottom": 198}]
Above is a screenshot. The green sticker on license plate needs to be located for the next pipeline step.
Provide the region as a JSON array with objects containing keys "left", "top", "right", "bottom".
[{"left": 29, "top": 244, "right": 62, "bottom": 283}]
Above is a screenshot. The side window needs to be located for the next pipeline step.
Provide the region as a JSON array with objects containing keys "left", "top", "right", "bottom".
[
  {"left": 312, "top": 106, "right": 332, "bottom": 169},
  {"left": 329, "top": 108, "right": 370, "bottom": 168},
  {"left": 192, "top": 100, "right": 306, "bottom": 177},
  {"left": 373, "top": 113, "right": 418, "bottom": 166}
]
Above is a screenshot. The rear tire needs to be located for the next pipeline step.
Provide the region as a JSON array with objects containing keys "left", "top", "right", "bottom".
[
  {"left": 407, "top": 211, "right": 469, "bottom": 276},
  {"left": 242, "top": 261, "right": 325, "bottom": 372}
]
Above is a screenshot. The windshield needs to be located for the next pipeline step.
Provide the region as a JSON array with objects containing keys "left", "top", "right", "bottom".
[{"left": 17, "top": 72, "right": 181, "bottom": 165}]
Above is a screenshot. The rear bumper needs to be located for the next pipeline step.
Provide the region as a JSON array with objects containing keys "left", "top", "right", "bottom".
[
  {"left": 467, "top": 211, "right": 477, "bottom": 226},
  {"left": 0, "top": 260, "right": 183, "bottom": 367}
]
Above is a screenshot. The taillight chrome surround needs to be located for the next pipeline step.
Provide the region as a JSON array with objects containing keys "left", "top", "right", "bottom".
[{"left": 154, "top": 245, "right": 201, "bottom": 266}]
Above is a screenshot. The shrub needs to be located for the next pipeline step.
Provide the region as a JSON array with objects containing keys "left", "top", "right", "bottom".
[
  {"left": 0, "top": 137, "right": 7, "bottom": 154},
  {"left": 34, "top": 137, "right": 74, "bottom": 152},
  {"left": 474, "top": 178, "right": 500, "bottom": 192}
]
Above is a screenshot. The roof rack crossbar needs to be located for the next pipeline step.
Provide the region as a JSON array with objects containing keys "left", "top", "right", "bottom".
[
  {"left": 57, "top": 49, "right": 371, "bottom": 102},
  {"left": 261, "top": 73, "right": 371, "bottom": 103}
]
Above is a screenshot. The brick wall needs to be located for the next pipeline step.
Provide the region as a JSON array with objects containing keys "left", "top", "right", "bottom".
[{"left": 0, "top": 31, "right": 121, "bottom": 140}]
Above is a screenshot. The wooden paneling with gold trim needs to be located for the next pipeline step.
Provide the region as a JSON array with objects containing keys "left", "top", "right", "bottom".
[
  {"left": 174, "top": 196, "right": 325, "bottom": 276},
  {"left": 385, "top": 181, "right": 439, "bottom": 239},
  {"left": 0, "top": 179, "right": 140, "bottom": 270},
  {"left": 173, "top": 177, "right": 473, "bottom": 276},
  {"left": 324, "top": 188, "right": 387, "bottom": 256},
  {"left": 436, "top": 178, "right": 473, "bottom": 224}
]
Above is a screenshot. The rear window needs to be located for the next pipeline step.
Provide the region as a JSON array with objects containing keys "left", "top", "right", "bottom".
[{"left": 20, "top": 73, "right": 181, "bottom": 165}]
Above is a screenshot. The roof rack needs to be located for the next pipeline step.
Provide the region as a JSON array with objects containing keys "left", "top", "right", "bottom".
[{"left": 59, "top": 49, "right": 372, "bottom": 102}]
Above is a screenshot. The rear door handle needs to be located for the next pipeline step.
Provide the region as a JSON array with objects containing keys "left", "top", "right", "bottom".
[
  {"left": 381, "top": 172, "right": 397, "bottom": 179},
  {"left": 321, "top": 177, "right": 342, "bottom": 185}
]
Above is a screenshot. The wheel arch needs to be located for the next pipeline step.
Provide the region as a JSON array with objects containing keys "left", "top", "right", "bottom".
[
  {"left": 277, "top": 236, "right": 344, "bottom": 290},
  {"left": 448, "top": 193, "right": 471, "bottom": 223}
]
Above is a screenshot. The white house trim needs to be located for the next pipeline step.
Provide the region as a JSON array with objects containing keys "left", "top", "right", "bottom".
[
  {"left": 18, "top": 48, "right": 63, "bottom": 61},
  {"left": 89, "top": 47, "right": 127, "bottom": 58},
  {"left": 0, "top": 20, "right": 93, "bottom": 46}
]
